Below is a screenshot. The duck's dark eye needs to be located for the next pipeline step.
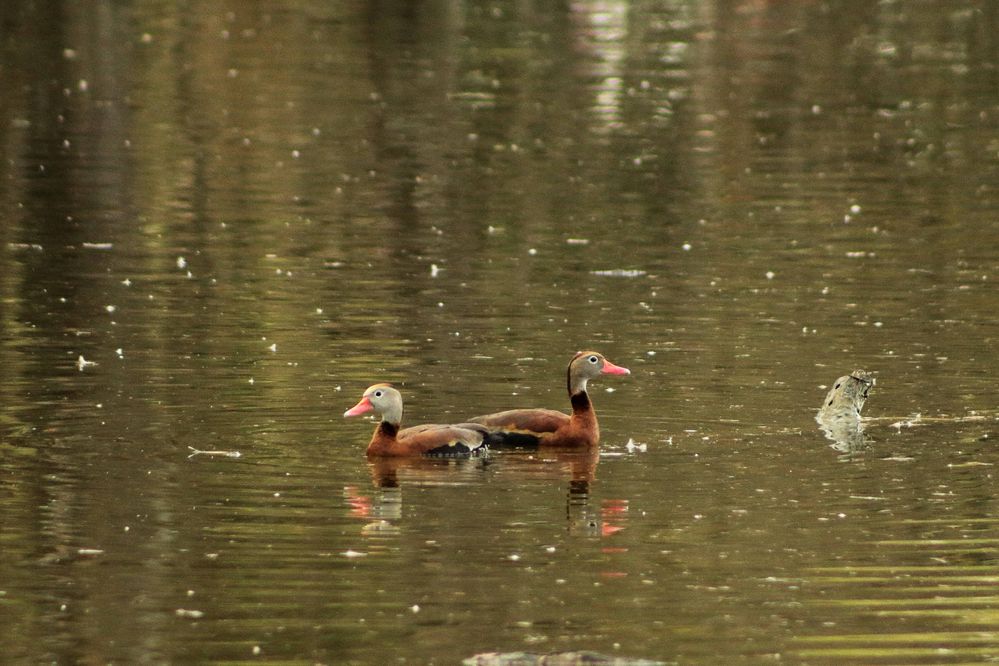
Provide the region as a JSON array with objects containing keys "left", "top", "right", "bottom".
[
  {"left": 588, "top": 356, "right": 598, "bottom": 364},
  {"left": 374, "top": 391, "right": 383, "bottom": 398}
]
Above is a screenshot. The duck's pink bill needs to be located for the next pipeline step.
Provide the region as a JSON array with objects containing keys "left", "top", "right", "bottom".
[
  {"left": 344, "top": 396, "right": 374, "bottom": 417},
  {"left": 601, "top": 360, "right": 631, "bottom": 375}
]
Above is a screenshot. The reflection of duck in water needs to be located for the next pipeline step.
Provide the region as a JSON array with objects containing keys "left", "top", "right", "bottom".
[
  {"left": 344, "top": 384, "right": 490, "bottom": 457},
  {"left": 468, "top": 351, "right": 630, "bottom": 448},
  {"left": 347, "top": 457, "right": 490, "bottom": 535},
  {"left": 488, "top": 444, "right": 611, "bottom": 536},
  {"left": 816, "top": 370, "right": 875, "bottom": 452},
  {"left": 366, "top": 455, "right": 488, "bottom": 488}
]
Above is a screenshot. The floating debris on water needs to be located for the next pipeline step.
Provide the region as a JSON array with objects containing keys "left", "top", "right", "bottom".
[
  {"left": 625, "top": 438, "right": 647, "bottom": 453},
  {"left": 430, "top": 263, "right": 441, "bottom": 277},
  {"left": 7, "top": 243, "right": 43, "bottom": 251},
  {"left": 590, "top": 269, "right": 647, "bottom": 278},
  {"left": 77, "top": 355, "right": 97, "bottom": 371},
  {"left": 175, "top": 609, "right": 204, "bottom": 619},
  {"left": 566, "top": 238, "right": 589, "bottom": 245},
  {"left": 342, "top": 550, "right": 367, "bottom": 558},
  {"left": 187, "top": 446, "right": 242, "bottom": 459},
  {"left": 77, "top": 548, "right": 104, "bottom": 556},
  {"left": 463, "top": 651, "right": 666, "bottom": 666},
  {"left": 82, "top": 242, "right": 113, "bottom": 250},
  {"left": 176, "top": 256, "right": 187, "bottom": 269}
]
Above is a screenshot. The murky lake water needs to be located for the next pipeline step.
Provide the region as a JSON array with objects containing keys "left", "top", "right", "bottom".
[{"left": 2, "top": 1, "right": 999, "bottom": 663}]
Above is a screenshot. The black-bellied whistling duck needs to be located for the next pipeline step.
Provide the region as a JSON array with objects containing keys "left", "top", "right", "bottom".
[
  {"left": 344, "top": 383, "right": 489, "bottom": 457},
  {"left": 468, "top": 351, "right": 630, "bottom": 448}
]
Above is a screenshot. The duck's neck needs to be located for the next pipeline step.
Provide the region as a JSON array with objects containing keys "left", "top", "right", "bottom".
[
  {"left": 377, "top": 421, "right": 399, "bottom": 439},
  {"left": 569, "top": 390, "right": 599, "bottom": 442},
  {"left": 367, "top": 421, "right": 400, "bottom": 456},
  {"left": 570, "top": 390, "right": 593, "bottom": 416}
]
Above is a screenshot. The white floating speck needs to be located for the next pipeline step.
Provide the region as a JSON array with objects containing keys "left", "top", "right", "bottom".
[
  {"left": 850, "top": 204, "right": 861, "bottom": 214},
  {"left": 291, "top": 150, "right": 300, "bottom": 158},
  {"left": 528, "top": 248, "right": 538, "bottom": 256},
  {"left": 122, "top": 278, "right": 132, "bottom": 286},
  {"left": 77, "top": 355, "right": 97, "bottom": 371},
  {"left": 105, "top": 305, "right": 116, "bottom": 313},
  {"left": 77, "top": 548, "right": 104, "bottom": 556},
  {"left": 625, "top": 438, "right": 648, "bottom": 453},
  {"left": 115, "top": 348, "right": 123, "bottom": 357},
  {"left": 175, "top": 609, "right": 204, "bottom": 619},
  {"left": 765, "top": 271, "right": 775, "bottom": 280},
  {"left": 410, "top": 605, "right": 420, "bottom": 613},
  {"left": 682, "top": 243, "right": 692, "bottom": 251},
  {"left": 316, "top": 308, "right": 323, "bottom": 314},
  {"left": 82, "top": 242, "right": 113, "bottom": 250},
  {"left": 248, "top": 378, "right": 254, "bottom": 384},
  {"left": 566, "top": 238, "right": 589, "bottom": 245},
  {"left": 268, "top": 343, "right": 277, "bottom": 352},
  {"left": 78, "top": 79, "right": 88, "bottom": 92},
  {"left": 252, "top": 646, "right": 261, "bottom": 656},
  {"left": 343, "top": 550, "right": 367, "bottom": 558},
  {"left": 508, "top": 554, "right": 521, "bottom": 561},
  {"left": 430, "top": 263, "right": 441, "bottom": 277},
  {"left": 591, "top": 269, "right": 647, "bottom": 278},
  {"left": 176, "top": 256, "right": 187, "bottom": 269}
]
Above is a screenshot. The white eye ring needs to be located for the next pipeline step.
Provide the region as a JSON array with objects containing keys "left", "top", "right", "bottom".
[
  {"left": 588, "top": 356, "right": 599, "bottom": 364},
  {"left": 374, "top": 391, "right": 383, "bottom": 397}
]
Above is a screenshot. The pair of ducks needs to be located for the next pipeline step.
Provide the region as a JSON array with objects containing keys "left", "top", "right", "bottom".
[{"left": 343, "top": 351, "right": 631, "bottom": 456}]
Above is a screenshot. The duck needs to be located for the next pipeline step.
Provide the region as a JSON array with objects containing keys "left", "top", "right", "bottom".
[
  {"left": 468, "top": 351, "right": 630, "bottom": 448},
  {"left": 344, "top": 383, "right": 489, "bottom": 457}
]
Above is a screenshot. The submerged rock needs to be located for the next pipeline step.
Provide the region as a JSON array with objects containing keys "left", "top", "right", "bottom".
[{"left": 817, "top": 370, "right": 875, "bottom": 452}]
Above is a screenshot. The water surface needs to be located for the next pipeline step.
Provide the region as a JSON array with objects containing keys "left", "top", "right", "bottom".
[{"left": 2, "top": 1, "right": 999, "bottom": 663}]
